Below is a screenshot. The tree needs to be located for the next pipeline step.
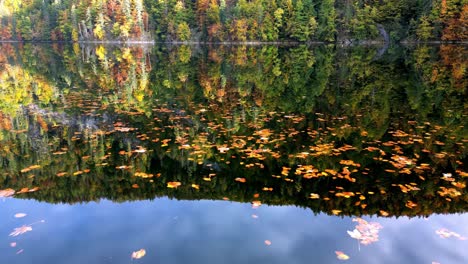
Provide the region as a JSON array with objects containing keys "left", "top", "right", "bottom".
[
  {"left": 177, "top": 21, "right": 191, "bottom": 41},
  {"left": 416, "top": 16, "right": 434, "bottom": 41}
]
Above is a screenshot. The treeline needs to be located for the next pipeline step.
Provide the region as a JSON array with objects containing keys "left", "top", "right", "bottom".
[{"left": 0, "top": 0, "right": 466, "bottom": 42}]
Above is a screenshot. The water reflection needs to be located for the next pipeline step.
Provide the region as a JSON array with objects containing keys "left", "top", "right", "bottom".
[
  {"left": 0, "top": 43, "right": 466, "bottom": 218},
  {"left": 1, "top": 199, "right": 467, "bottom": 264}
]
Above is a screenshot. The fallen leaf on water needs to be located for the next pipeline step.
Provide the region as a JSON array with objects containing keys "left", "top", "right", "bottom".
[
  {"left": 20, "top": 165, "right": 41, "bottom": 173},
  {"left": 379, "top": 210, "right": 389, "bottom": 217},
  {"left": 167, "top": 182, "right": 181, "bottom": 188},
  {"left": 0, "top": 188, "right": 15, "bottom": 198},
  {"left": 235, "top": 177, "right": 246, "bottom": 183},
  {"left": 264, "top": 240, "right": 272, "bottom": 246},
  {"left": 132, "top": 184, "right": 139, "bottom": 189},
  {"left": 335, "top": 251, "right": 350, "bottom": 260},
  {"left": 14, "top": 213, "right": 27, "bottom": 218},
  {"left": 405, "top": 200, "right": 417, "bottom": 209},
  {"left": 347, "top": 229, "right": 362, "bottom": 240},
  {"left": 252, "top": 201, "right": 262, "bottom": 208},
  {"left": 131, "top": 249, "right": 146, "bottom": 259},
  {"left": 28, "top": 187, "right": 39, "bottom": 193},
  {"left": 10, "top": 242, "right": 16, "bottom": 247},
  {"left": 16, "top": 249, "right": 24, "bottom": 254},
  {"left": 348, "top": 218, "right": 382, "bottom": 245},
  {"left": 436, "top": 228, "right": 466, "bottom": 240},
  {"left": 17, "top": 188, "right": 30, "bottom": 194},
  {"left": 332, "top": 210, "right": 342, "bottom": 215},
  {"left": 309, "top": 193, "right": 320, "bottom": 199},
  {"left": 191, "top": 184, "right": 199, "bottom": 190},
  {"left": 9, "top": 225, "right": 32, "bottom": 237},
  {"left": 251, "top": 214, "right": 258, "bottom": 219}
]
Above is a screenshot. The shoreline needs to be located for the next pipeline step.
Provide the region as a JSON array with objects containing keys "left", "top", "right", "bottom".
[{"left": 0, "top": 40, "right": 466, "bottom": 45}]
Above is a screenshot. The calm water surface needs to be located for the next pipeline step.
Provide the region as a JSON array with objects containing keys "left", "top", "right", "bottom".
[{"left": 0, "top": 43, "right": 467, "bottom": 263}]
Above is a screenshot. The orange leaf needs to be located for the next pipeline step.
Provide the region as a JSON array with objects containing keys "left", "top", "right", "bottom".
[{"left": 167, "top": 182, "right": 181, "bottom": 188}]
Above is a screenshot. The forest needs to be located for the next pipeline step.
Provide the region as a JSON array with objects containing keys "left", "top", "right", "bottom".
[{"left": 0, "top": 0, "right": 467, "bottom": 42}]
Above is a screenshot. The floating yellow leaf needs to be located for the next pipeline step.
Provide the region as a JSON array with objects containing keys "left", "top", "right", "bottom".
[
  {"left": 167, "top": 182, "right": 181, "bottom": 188},
  {"left": 252, "top": 201, "right": 262, "bottom": 208},
  {"left": 235, "top": 177, "right": 246, "bottom": 183},
  {"left": 309, "top": 193, "right": 320, "bottom": 199},
  {"left": 20, "top": 165, "right": 41, "bottom": 173},
  {"left": 191, "top": 184, "right": 199, "bottom": 190},
  {"left": 379, "top": 210, "right": 389, "bottom": 217},
  {"left": 332, "top": 210, "right": 342, "bottom": 215},
  {"left": 452, "top": 182, "right": 466, "bottom": 188},
  {"left": 335, "top": 251, "right": 350, "bottom": 260},
  {"left": 405, "top": 200, "right": 417, "bottom": 209},
  {"left": 131, "top": 249, "right": 146, "bottom": 259}
]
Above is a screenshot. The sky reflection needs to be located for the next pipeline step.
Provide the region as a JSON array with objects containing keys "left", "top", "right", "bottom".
[{"left": 1, "top": 198, "right": 467, "bottom": 264}]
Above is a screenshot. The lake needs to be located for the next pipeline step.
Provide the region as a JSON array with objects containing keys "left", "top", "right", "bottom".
[{"left": 0, "top": 43, "right": 467, "bottom": 264}]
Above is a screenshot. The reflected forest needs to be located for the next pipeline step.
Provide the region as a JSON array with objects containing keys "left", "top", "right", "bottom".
[{"left": 0, "top": 43, "right": 467, "bottom": 218}]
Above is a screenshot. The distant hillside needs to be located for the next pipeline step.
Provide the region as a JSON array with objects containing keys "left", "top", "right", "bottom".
[{"left": 0, "top": 0, "right": 466, "bottom": 42}]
